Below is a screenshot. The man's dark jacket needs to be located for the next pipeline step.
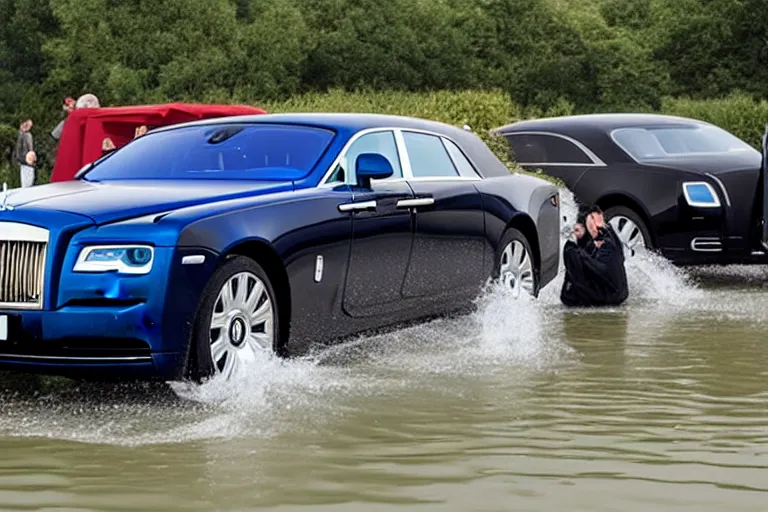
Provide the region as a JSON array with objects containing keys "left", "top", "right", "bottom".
[{"left": 560, "top": 226, "right": 628, "bottom": 307}]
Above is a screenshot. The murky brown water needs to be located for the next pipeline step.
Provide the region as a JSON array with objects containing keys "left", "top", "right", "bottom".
[
  {"left": 0, "top": 193, "right": 766, "bottom": 510},
  {"left": 1, "top": 249, "right": 767, "bottom": 511}
]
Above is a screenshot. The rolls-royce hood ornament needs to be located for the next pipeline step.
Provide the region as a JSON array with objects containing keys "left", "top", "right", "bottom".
[{"left": 0, "top": 183, "right": 14, "bottom": 211}]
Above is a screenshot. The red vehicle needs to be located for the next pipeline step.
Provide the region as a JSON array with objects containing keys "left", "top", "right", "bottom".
[{"left": 51, "top": 102, "right": 267, "bottom": 182}]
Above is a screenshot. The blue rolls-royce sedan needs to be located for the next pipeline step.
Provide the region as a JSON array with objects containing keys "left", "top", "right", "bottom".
[{"left": 0, "top": 113, "right": 560, "bottom": 383}]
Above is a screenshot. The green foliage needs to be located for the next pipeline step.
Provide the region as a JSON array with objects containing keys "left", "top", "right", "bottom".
[
  {"left": 2, "top": 0, "right": 768, "bottom": 188},
  {"left": 4, "top": 0, "right": 765, "bottom": 126},
  {"left": 265, "top": 88, "right": 566, "bottom": 185},
  {"left": 0, "top": 123, "right": 17, "bottom": 167},
  {"left": 0, "top": 166, "right": 16, "bottom": 189},
  {"left": 661, "top": 92, "right": 768, "bottom": 149}
]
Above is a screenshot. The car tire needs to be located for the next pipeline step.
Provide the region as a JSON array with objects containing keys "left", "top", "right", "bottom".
[
  {"left": 493, "top": 227, "right": 539, "bottom": 298},
  {"left": 603, "top": 205, "right": 653, "bottom": 255},
  {"left": 185, "top": 255, "right": 281, "bottom": 383}
]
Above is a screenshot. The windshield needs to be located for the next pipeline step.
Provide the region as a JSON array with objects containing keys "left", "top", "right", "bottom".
[
  {"left": 611, "top": 124, "right": 756, "bottom": 162},
  {"left": 83, "top": 123, "right": 335, "bottom": 181}
]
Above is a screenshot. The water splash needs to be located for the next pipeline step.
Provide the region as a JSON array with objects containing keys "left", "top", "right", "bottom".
[
  {"left": 540, "top": 188, "right": 702, "bottom": 307},
  {"left": 0, "top": 186, "right": 754, "bottom": 447}
]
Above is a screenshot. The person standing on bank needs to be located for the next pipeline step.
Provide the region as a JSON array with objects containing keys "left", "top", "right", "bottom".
[
  {"left": 560, "top": 206, "right": 629, "bottom": 307},
  {"left": 50, "top": 96, "right": 76, "bottom": 162},
  {"left": 14, "top": 119, "right": 36, "bottom": 188}
]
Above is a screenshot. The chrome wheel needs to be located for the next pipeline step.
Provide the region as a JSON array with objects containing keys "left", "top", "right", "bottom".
[
  {"left": 609, "top": 215, "right": 647, "bottom": 255},
  {"left": 499, "top": 240, "right": 535, "bottom": 297},
  {"left": 208, "top": 271, "right": 274, "bottom": 380}
]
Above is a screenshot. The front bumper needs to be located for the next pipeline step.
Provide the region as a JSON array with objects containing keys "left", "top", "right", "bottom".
[
  {"left": 0, "top": 304, "right": 184, "bottom": 380},
  {"left": 658, "top": 222, "right": 768, "bottom": 265}
]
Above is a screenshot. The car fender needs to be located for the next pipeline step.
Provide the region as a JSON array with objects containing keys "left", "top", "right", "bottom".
[{"left": 474, "top": 173, "right": 560, "bottom": 280}]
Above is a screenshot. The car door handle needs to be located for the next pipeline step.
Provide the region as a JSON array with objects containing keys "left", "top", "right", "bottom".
[
  {"left": 338, "top": 200, "right": 377, "bottom": 212},
  {"left": 396, "top": 198, "right": 435, "bottom": 209}
]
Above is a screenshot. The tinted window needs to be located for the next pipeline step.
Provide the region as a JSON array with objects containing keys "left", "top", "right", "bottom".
[
  {"left": 612, "top": 125, "right": 757, "bottom": 162},
  {"left": 403, "top": 131, "right": 459, "bottom": 177},
  {"left": 328, "top": 130, "right": 402, "bottom": 184},
  {"left": 505, "top": 133, "right": 593, "bottom": 164},
  {"left": 443, "top": 138, "right": 480, "bottom": 178},
  {"left": 84, "top": 124, "right": 335, "bottom": 181}
]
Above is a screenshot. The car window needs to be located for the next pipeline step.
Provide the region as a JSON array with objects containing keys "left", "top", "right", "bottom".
[
  {"left": 505, "top": 133, "right": 593, "bottom": 164},
  {"left": 83, "top": 123, "right": 335, "bottom": 181},
  {"left": 611, "top": 125, "right": 757, "bottom": 162},
  {"left": 402, "top": 131, "right": 459, "bottom": 177},
  {"left": 442, "top": 138, "right": 480, "bottom": 178},
  {"left": 328, "top": 130, "right": 403, "bottom": 184}
]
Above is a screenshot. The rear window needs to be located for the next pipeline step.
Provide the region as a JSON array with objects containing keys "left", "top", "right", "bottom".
[
  {"left": 83, "top": 123, "right": 335, "bottom": 181},
  {"left": 611, "top": 124, "right": 755, "bottom": 162}
]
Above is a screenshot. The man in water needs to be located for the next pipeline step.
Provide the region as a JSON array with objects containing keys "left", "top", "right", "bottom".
[{"left": 560, "top": 206, "right": 629, "bottom": 307}]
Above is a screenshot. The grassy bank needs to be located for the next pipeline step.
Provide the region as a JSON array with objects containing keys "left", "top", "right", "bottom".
[{"left": 3, "top": 89, "right": 767, "bottom": 190}]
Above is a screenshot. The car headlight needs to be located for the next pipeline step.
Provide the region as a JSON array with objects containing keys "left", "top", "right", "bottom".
[
  {"left": 682, "top": 181, "right": 721, "bottom": 208},
  {"left": 73, "top": 245, "right": 154, "bottom": 274}
]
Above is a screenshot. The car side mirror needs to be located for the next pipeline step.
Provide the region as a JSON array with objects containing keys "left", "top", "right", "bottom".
[{"left": 355, "top": 153, "right": 393, "bottom": 189}]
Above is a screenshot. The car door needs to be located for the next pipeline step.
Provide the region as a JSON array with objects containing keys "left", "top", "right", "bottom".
[
  {"left": 397, "top": 130, "right": 486, "bottom": 299},
  {"left": 335, "top": 130, "right": 416, "bottom": 318}
]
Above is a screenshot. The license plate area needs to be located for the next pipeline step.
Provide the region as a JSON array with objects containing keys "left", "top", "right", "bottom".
[{"left": 0, "top": 314, "right": 21, "bottom": 342}]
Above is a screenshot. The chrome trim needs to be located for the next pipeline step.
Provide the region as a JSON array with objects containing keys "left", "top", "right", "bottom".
[
  {"left": 314, "top": 255, "right": 324, "bottom": 283},
  {"left": 181, "top": 255, "right": 206, "bottom": 265},
  {"left": 0, "top": 222, "right": 49, "bottom": 243},
  {"left": 318, "top": 126, "right": 486, "bottom": 187},
  {"left": 682, "top": 181, "right": 721, "bottom": 208},
  {"left": 441, "top": 135, "right": 483, "bottom": 178},
  {"left": 319, "top": 127, "right": 403, "bottom": 187},
  {"left": 705, "top": 173, "right": 732, "bottom": 207},
  {"left": 0, "top": 315, "right": 6, "bottom": 341},
  {"left": 609, "top": 128, "right": 647, "bottom": 164},
  {"left": 690, "top": 237, "right": 722, "bottom": 252},
  {"left": 502, "top": 130, "right": 607, "bottom": 166},
  {"left": 0, "top": 353, "right": 153, "bottom": 362},
  {"left": 394, "top": 129, "right": 413, "bottom": 179},
  {"left": 520, "top": 162, "right": 600, "bottom": 167},
  {"left": 378, "top": 176, "right": 481, "bottom": 183},
  {"left": 397, "top": 198, "right": 435, "bottom": 208},
  {"left": 0, "top": 222, "right": 48, "bottom": 310},
  {"left": 338, "top": 200, "right": 377, "bottom": 212}
]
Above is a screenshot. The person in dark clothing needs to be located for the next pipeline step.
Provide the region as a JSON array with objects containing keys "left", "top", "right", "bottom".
[{"left": 560, "top": 206, "right": 629, "bottom": 307}]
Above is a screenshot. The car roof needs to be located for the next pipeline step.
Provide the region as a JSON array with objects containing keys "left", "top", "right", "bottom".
[
  {"left": 496, "top": 113, "right": 711, "bottom": 134},
  {"left": 495, "top": 113, "right": 724, "bottom": 165},
  {"left": 147, "top": 112, "right": 515, "bottom": 180},
  {"left": 158, "top": 112, "right": 466, "bottom": 136}
]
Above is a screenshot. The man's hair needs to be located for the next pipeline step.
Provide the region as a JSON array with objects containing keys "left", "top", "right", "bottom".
[{"left": 586, "top": 205, "right": 603, "bottom": 216}]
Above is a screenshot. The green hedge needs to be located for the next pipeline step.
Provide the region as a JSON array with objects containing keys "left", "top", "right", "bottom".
[
  {"left": 263, "top": 89, "right": 573, "bottom": 186},
  {"left": 0, "top": 166, "right": 14, "bottom": 188},
  {"left": 660, "top": 92, "right": 768, "bottom": 150},
  {"left": 6, "top": 89, "right": 768, "bottom": 190}
]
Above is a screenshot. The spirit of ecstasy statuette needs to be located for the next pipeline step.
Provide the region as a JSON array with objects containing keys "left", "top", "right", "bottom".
[{"left": 0, "top": 183, "right": 14, "bottom": 211}]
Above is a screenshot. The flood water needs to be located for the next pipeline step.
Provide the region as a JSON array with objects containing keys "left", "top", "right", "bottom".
[{"left": 1, "top": 193, "right": 768, "bottom": 511}]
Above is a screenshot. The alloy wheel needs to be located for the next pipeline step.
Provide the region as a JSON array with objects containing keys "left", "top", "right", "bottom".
[
  {"left": 208, "top": 271, "right": 274, "bottom": 380},
  {"left": 499, "top": 240, "right": 535, "bottom": 298},
  {"left": 608, "top": 215, "right": 647, "bottom": 256}
]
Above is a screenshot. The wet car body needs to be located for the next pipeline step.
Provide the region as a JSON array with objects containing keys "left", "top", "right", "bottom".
[
  {"left": 496, "top": 114, "right": 768, "bottom": 265},
  {"left": 0, "top": 113, "right": 560, "bottom": 382}
]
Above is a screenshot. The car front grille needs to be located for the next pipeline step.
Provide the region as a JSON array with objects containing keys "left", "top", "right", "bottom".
[{"left": 0, "top": 222, "right": 49, "bottom": 310}]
